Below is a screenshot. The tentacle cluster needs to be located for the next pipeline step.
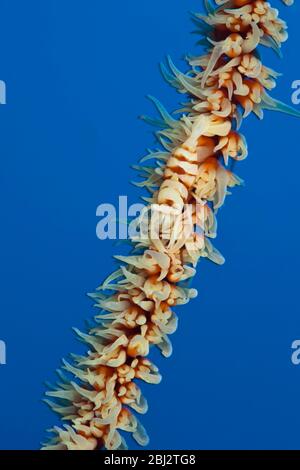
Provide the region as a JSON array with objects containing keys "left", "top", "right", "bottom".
[{"left": 43, "top": 0, "right": 297, "bottom": 450}]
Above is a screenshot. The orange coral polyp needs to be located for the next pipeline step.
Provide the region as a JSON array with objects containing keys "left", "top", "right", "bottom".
[{"left": 234, "top": 0, "right": 255, "bottom": 6}]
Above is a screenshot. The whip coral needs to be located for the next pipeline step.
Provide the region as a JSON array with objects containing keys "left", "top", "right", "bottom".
[{"left": 43, "top": 0, "right": 298, "bottom": 450}]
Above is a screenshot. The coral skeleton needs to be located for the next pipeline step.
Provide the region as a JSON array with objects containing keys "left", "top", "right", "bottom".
[{"left": 43, "top": 0, "right": 298, "bottom": 450}]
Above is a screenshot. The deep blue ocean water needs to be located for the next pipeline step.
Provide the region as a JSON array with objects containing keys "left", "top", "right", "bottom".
[{"left": 0, "top": 0, "right": 300, "bottom": 450}]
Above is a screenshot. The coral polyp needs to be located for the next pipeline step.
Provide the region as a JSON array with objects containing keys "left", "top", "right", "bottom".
[{"left": 43, "top": 0, "right": 298, "bottom": 450}]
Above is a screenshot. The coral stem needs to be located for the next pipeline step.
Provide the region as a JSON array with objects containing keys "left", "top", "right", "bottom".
[{"left": 43, "top": 0, "right": 296, "bottom": 450}]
